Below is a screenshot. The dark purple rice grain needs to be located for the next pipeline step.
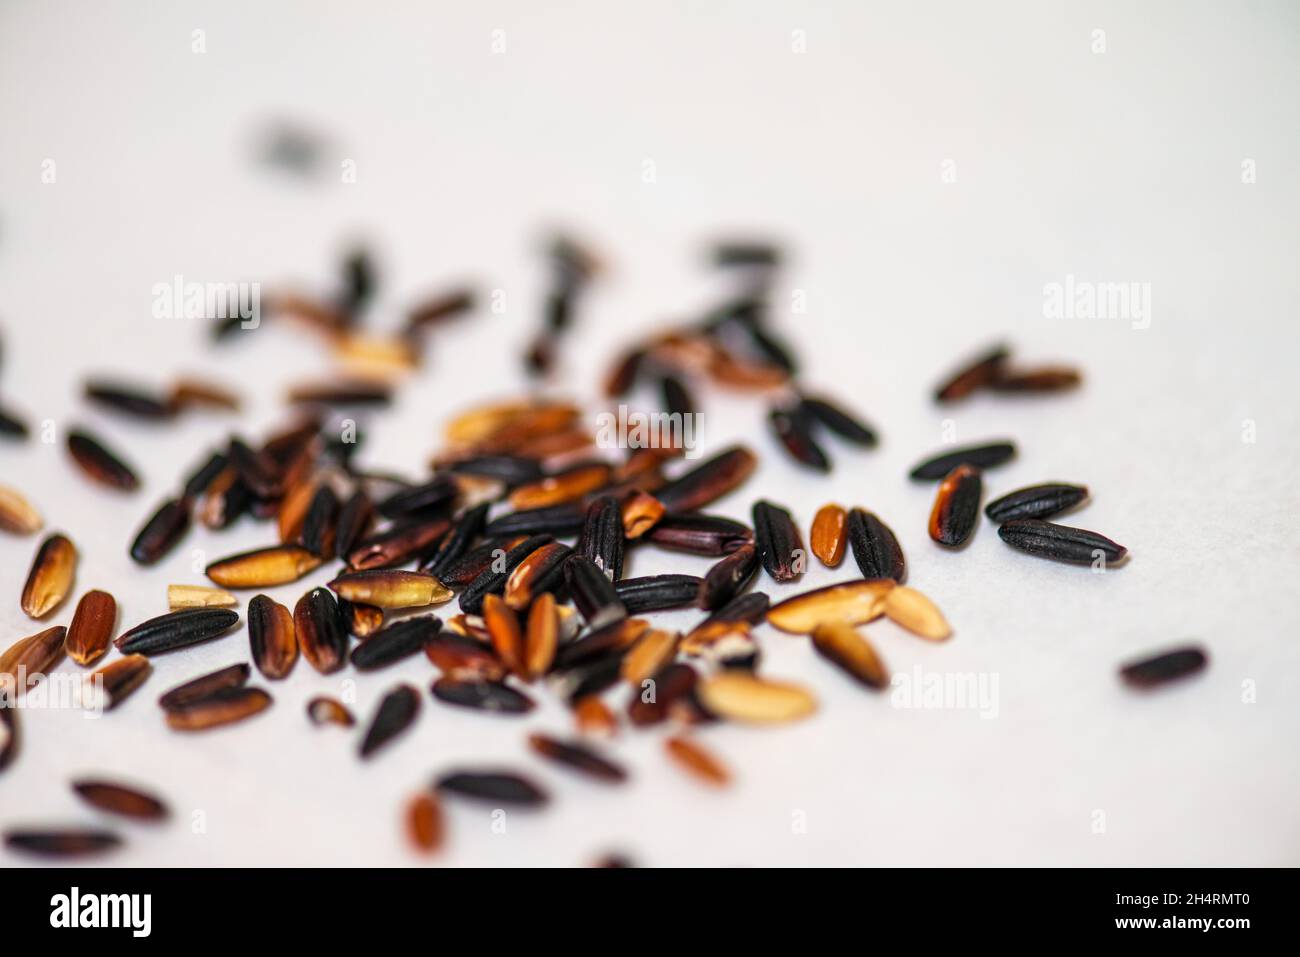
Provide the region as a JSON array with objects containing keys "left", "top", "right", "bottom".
[
  {"left": 129, "top": 498, "right": 191, "bottom": 565},
  {"left": 577, "top": 495, "right": 624, "bottom": 582},
  {"left": 226, "top": 438, "right": 282, "bottom": 499},
  {"left": 563, "top": 555, "right": 628, "bottom": 629},
  {"left": 446, "top": 455, "right": 543, "bottom": 486},
  {"left": 436, "top": 538, "right": 511, "bottom": 587},
  {"left": 929, "top": 465, "right": 982, "bottom": 547},
  {"left": 359, "top": 684, "right": 421, "bottom": 759},
  {"left": 846, "top": 508, "right": 906, "bottom": 583},
  {"left": 643, "top": 512, "right": 753, "bottom": 556},
  {"left": 376, "top": 475, "right": 459, "bottom": 519},
  {"left": 484, "top": 503, "right": 586, "bottom": 537},
  {"left": 421, "top": 502, "right": 489, "bottom": 577},
  {"left": 798, "top": 396, "right": 878, "bottom": 447},
  {"left": 697, "top": 591, "right": 770, "bottom": 628},
  {"left": 436, "top": 770, "right": 548, "bottom": 807},
  {"left": 614, "top": 574, "right": 703, "bottom": 613},
  {"left": 712, "top": 242, "right": 780, "bottom": 268},
  {"left": 909, "top": 441, "right": 1016, "bottom": 481},
  {"left": 157, "top": 663, "right": 250, "bottom": 711},
  {"left": 67, "top": 429, "right": 141, "bottom": 491},
  {"left": 345, "top": 515, "right": 451, "bottom": 570},
  {"left": 300, "top": 484, "right": 340, "bottom": 558},
  {"left": 627, "top": 662, "right": 700, "bottom": 726},
  {"left": 459, "top": 534, "right": 554, "bottom": 614},
  {"left": 84, "top": 381, "right": 173, "bottom": 420},
  {"left": 768, "top": 404, "right": 830, "bottom": 472},
  {"left": 1119, "top": 646, "right": 1207, "bottom": 688},
  {"left": 350, "top": 617, "right": 441, "bottom": 671},
  {"left": 295, "top": 586, "right": 349, "bottom": 674},
  {"left": 0, "top": 403, "right": 30, "bottom": 439},
  {"left": 654, "top": 445, "right": 757, "bottom": 512},
  {"left": 431, "top": 677, "right": 535, "bottom": 714},
  {"left": 984, "top": 483, "right": 1089, "bottom": 523},
  {"left": 405, "top": 287, "right": 475, "bottom": 332},
  {"left": 114, "top": 608, "right": 239, "bottom": 656},
  {"left": 556, "top": 653, "right": 625, "bottom": 703},
  {"left": 528, "top": 733, "right": 627, "bottom": 783},
  {"left": 933, "top": 343, "right": 1011, "bottom": 403},
  {"left": 660, "top": 374, "right": 696, "bottom": 418},
  {"left": 181, "top": 450, "right": 229, "bottom": 501},
  {"left": 997, "top": 519, "right": 1127, "bottom": 565},
  {"left": 697, "top": 543, "right": 759, "bottom": 610},
  {"left": 334, "top": 490, "right": 375, "bottom": 558},
  {"left": 752, "top": 499, "right": 804, "bottom": 582},
  {"left": 5, "top": 829, "right": 122, "bottom": 857}
]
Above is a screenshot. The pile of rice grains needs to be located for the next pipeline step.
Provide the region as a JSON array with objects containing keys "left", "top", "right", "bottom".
[{"left": 0, "top": 238, "right": 1203, "bottom": 863}]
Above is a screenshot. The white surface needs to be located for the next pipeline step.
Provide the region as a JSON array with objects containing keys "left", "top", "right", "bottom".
[{"left": 1, "top": 0, "right": 1298, "bottom": 867}]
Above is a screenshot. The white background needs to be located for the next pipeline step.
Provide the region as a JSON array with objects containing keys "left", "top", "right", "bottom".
[{"left": 1, "top": 0, "right": 1298, "bottom": 866}]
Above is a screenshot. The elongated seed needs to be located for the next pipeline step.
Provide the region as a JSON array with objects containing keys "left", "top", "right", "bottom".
[
  {"left": 988, "top": 366, "right": 1081, "bottom": 393},
  {"left": 206, "top": 545, "right": 322, "bottom": 588},
  {"left": 459, "top": 534, "right": 554, "bottom": 614},
  {"left": 247, "top": 595, "right": 297, "bottom": 679},
  {"left": 167, "top": 584, "right": 237, "bottom": 609},
  {"left": 436, "top": 770, "right": 548, "bottom": 806},
  {"left": 166, "top": 686, "right": 271, "bottom": 731},
  {"left": 226, "top": 438, "right": 283, "bottom": 499},
  {"left": 577, "top": 495, "right": 625, "bottom": 581},
  {"left": 129, "top": 498, "right": 190, "bottom": 565},
  {"left": 406, "top": 286, "right": 475, "bottom": 331},
  {"left": 524, "top": 592, "right": 559, "bottom": 679},
  {"left": 406, "top": 792, "right": 445, "bottom": 854},
  {"left": 798, "top": 395, "right": 877, "bottom": 446},
  {"left": 882, "top": 586, "right": 952, "bottom": 640},
  {"left": 90, "top": 655, "right": 152, "bottom": 710},
  {"left": 933, "top": 343, "right": 1010, "bottom": 402},
  {"left": 289, "top": 381, "right": 392, "bottom": 407},
  {"left": 509, "top": 463, "right": 611, "bottom": 510},
  {"left": 655, "top": 446, "right": 756, "bottom": 512},
  {"left": 644, "top": 512, "right": 753, "bottom": 555},
  {"left": 72, "top": 780, "right": 168, "bottom": 820},
  {"left": 198, "top": 467, "right": 250, "bottom": 529},
  {"left": 425, "top": 633, "right": 506, "bottom": 681},
  {"left": 752, "top": 499, "right": 804, "bottom": 582},
  {"left": 0, "top": 484, "right": 42, "bottom": 534},
  {"left": 1119, "top": 646, "right": 1207, "bottom": 688},
  {"left": 168, "top": 377, "right": 241, "bottom": 412},
  {"left": 328, "top": 569, "right": 453, "bottom": 608},
  {"left": 181, "top": 450, "right": 228, "bottom": 500},
  {"left": 422, "top": 502, "right": 488, "bottom": 576},
  {"left": 84, "top": 380, "right": 172, "bottom": 419},
  {"left": 300, "top": 484, "right": 340, "bottom": 558},
  {"left": 503, "top": 541, "right": 573, "bottom": 609},
  {"left": 432, "top": 677, "right": 535, "bottom": 713},
  {"left": 333, "top": 490, "right": 375, "bottom": 558},
  {"left": 984, "top": 483, "right": 1089, "bottom": 523},
  {"left": 810, "top": 504, "right": 847, "bottom": 567},
  {"left": 997, "top": 519, "right": 1127, "bottom": 564},
  {"left": 295, "top": 587, "right": 348, "bottom": 673},
  {"left": 482, "top": 594, "right": 526, "bottom": 677},
  {"left": 665, "top": 736, "right": 730, "bottom": 786},
  {"left": 115, "top": 608, "right": 238, "bottom": 656},
  {"left": 621, "top": 629, "right": 679, "bottom": 686},
  {"left": 157, "top": 663, "right": 249, "bottom": 710},
  {"left": 703, "top": 590, "right": 770, "bottom": 625},
  {"left": 846, "top": 508, "right": 906, "bottom": 582},
  {"left": 929, "top": 465, "right": 982, "bottom": 546},
  {"left": 351, "top": 617, "right": 441, "bottom": 671},
  {"left": 766, "top": 580, "right": 895, "bottom": 634},
  {"left": 698, "top": 673, "right": 817, "bottom": 724},
  {"left": 769, "top": 404, "right": 830, "bottom": 471},
  {"left": 66, "top": 590, "right": 117, "bottom": 665},
  {"left": 307, "top": 696, "right": 355, "bottom": 726},
  {"left": 620, "top": 490, "right": 664, "bottom": 539},
  {"left": 615, "top": 574, "right": 702, "bottom": 613},
  {"left": 5, "top": 829, "right": 121, "bottom": 857},
  {"left": 377, "top": 476, "right": 459, "bottom": 519},
  {"left": 697, "top": 543, "right": 758, "bottom": 611},
  {"left": 484, "top": 503, "right": 584, "bottom": 537},
  {"left": 811, "top": 621, "right": 888, "bottom": 688},
  {"left": 346, "top": 515, "right": 451, "bottom": 570},
  {"left": 22, "top": 533, "right": 77, "bottom": 618},
  {"left": 67, "top": 431, "right": 141, "bottom": 494},
  {"left": 529, "top": 733, "right": 627, "bottom": 783},
  {"left": 445, "top": 454, "right": 543, "bottom": 486},
  {"left": 1, "top": 626, "right": 67, "bottom": 692},
  {"left": 0, "top": 403, "right": 30, "bottom": 439},
  {"left": 564, "top": 555, "right": 628, "bottom": 629},
  {"left": 909, "top": 441, "right": 1015, "bottom": 481},
  {"left": 359, "top": 685, "right": 420, "bottom": 758}
]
